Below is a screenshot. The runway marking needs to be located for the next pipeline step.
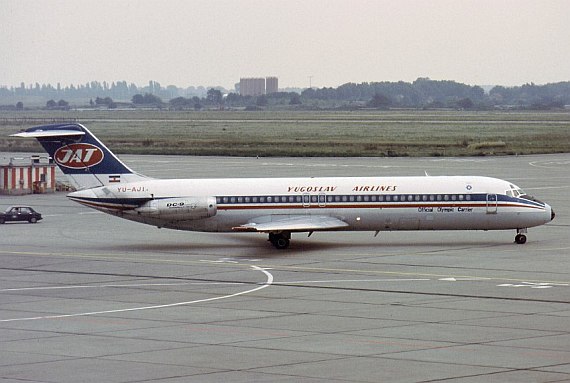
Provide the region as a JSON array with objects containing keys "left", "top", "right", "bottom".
[
  {"left": 2, "top": 249, "right": 569, "bottom": 288},
  {"left": 498, "top": 281, "right": 569, "bottom": 289},
  {"left": 262, "top": 162, "right": 404, "bottom": 169},
  {"left": 258, "top": 263, "right": 570, "bottom": 286},
  {"left": 275, "top": 278, "right": 430, "bottom": 285},
  {"left": 525, "top": 185, "right": 570, "bottom": 190},
  {"left": 430, "top": 159, "right": 490, "bottom": 162},
  {"left": 0, "top": 265, "right": 273, "bottom": 323},
  {"left": 529, "top": 160, "right": 570, "bottom": 168},
  {"left": 200, "top": 258, "right": 239, "bottom": 264},
  {"left": 0, "top": 281, "right": 246, "bottom": 292}
]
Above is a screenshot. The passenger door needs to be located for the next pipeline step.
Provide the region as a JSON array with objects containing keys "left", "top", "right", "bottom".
[{"left": 486, "top": 194, "right": 498, "bottom": 214}]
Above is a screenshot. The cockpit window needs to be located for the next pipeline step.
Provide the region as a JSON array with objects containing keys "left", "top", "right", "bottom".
[
  {"left": 520, "top": 194, "right": 544, "bottom": 204},
  {"left": 507, "top": 185, "right": 525, "bottom": 198},
  {"left": 508, "top": 184, "right": 544, "bottom": 204}
]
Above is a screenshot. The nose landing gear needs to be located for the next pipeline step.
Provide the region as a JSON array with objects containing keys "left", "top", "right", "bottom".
[{"left": 515, "top": 228, "right": 527, "bottom": 244}]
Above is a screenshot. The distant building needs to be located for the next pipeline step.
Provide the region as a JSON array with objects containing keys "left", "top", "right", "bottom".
[
  {"left": 240, "top": 78, "right": 266, "bottom": 97},
  {"left": 1, "top": 156, "right": 56, "bottom": 195},
  {"left": 239, "top": 77, "right": 279, "bottom": 96},
  {"left": 266, "top": 77, "right": 278, "bottom": 94}
]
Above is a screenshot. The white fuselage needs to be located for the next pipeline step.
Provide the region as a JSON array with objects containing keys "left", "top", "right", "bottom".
[{"left": 69, "top": 175, "right": 553, "bottom": 233}]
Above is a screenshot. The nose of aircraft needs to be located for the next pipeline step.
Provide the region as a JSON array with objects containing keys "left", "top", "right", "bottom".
[{"left": 551, "top": 206, "right": 556, "bottom": 221}]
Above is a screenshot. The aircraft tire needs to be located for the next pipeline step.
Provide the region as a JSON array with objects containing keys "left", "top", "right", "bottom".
[
  {"left": 274, "top": 237, "right": 290, "bottom": 249},
  {"left": 515, "top": 234, "right": 527, "bottom": 244}
]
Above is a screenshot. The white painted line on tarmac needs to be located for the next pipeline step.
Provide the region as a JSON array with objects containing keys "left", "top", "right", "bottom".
[
  {"left": 529, "top": 160, "right": 570, "bottom": 168},
  {"left": 0, "top": 281, "right": 246, "bottom": 292},
  {"left": 525, "top": 185, "right": 570, "bottom": 190},
  {"left": 275, "top": 278, "right": 431, "bottom": 285},
  {"left": 0, "top": 265, "right": 273, "bottom": 323},
  {"left": 498, "top": 281, "right": 569, "bottom": 289}
]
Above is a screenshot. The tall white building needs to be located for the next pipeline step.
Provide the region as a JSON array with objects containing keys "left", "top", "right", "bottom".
[
  {"left": 239, "top": 77, "right": 279, "bottom": 96},
  {"left": 239, "top": 78, "right": 265, "bottom": 96},
  {"left": 266, "top": 77, "right": 278, "bottom": 94}
]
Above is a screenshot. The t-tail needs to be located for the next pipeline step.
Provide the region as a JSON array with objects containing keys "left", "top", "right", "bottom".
[{"left": 11, "top": 123, "right": 149, "bottom": 190}]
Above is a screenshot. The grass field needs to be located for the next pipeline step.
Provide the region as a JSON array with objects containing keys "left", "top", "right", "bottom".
[{"left": 1, "top": 110, "right": 569, "bottom": 157}]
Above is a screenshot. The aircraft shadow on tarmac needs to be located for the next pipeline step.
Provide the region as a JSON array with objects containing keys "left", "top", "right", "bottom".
[{"left": 100, "top": 233, "right": 512, "bottom": 257}]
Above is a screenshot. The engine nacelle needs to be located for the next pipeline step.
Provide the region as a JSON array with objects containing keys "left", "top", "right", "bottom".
[{"left": 135, "top": 197, "right": 217, "bottom": 220}]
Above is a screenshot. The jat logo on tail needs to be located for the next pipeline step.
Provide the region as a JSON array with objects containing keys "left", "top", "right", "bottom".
[{"left": 54, "top": 143, "right": 104, "bottom": 169}]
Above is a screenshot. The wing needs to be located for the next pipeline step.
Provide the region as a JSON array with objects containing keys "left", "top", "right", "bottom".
[{"left": 233, "top": 215, "right": 349, "bottom": 233}]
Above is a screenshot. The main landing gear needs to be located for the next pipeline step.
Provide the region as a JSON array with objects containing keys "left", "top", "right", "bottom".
[
  {"left": 515, "top": 229, "right": 527, "bottom": 244},
  {"left": 269, "top": 232, "right": 291, "bottom": 249}
]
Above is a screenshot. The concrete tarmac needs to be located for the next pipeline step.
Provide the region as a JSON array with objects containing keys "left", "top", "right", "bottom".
[{"left": 1, "top": 153, "right": 569, "bottom": 382}]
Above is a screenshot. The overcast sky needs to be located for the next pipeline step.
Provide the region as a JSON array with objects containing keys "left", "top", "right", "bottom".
[{"left": 2, "top": 0, "right": 570, "bottom": 89}]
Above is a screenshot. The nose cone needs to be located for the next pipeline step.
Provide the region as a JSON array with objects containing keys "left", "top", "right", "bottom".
[{"left": 543, "top": 203, "right": 555, "bottom": 223}]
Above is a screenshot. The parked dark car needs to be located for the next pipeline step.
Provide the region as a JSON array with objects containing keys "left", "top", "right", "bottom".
[{"left": 0, "top": 206, "right": 43, "bottom": 224}]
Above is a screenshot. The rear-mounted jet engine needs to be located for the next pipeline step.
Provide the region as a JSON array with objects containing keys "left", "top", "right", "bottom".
[{"left": 135, "top": 197, "right": 217, "bottom": 220}]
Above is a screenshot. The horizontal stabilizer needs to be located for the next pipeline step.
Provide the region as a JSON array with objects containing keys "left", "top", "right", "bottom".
[{"left": 11, "top": 130, "right": 85, "bottom": 138}]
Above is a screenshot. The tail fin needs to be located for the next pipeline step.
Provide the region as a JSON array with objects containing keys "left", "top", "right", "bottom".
[{"left": 11, "top": 123, "right": 149, "bottom": 190}]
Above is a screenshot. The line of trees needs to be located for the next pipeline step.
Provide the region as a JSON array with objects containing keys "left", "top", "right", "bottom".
[
  {"left": 0, "top": 80, "right": 215, "bottom": 103},
  {"left": 298, "top": 78, "right": 570, "bottom": 109},
  {"left": 2, "top": 78, "right": 570, "bottom": 110}
]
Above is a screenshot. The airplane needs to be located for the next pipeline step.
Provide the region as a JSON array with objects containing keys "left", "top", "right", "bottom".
[{"left": 12, "top": 123, "right": 555, "bottom": 249}]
